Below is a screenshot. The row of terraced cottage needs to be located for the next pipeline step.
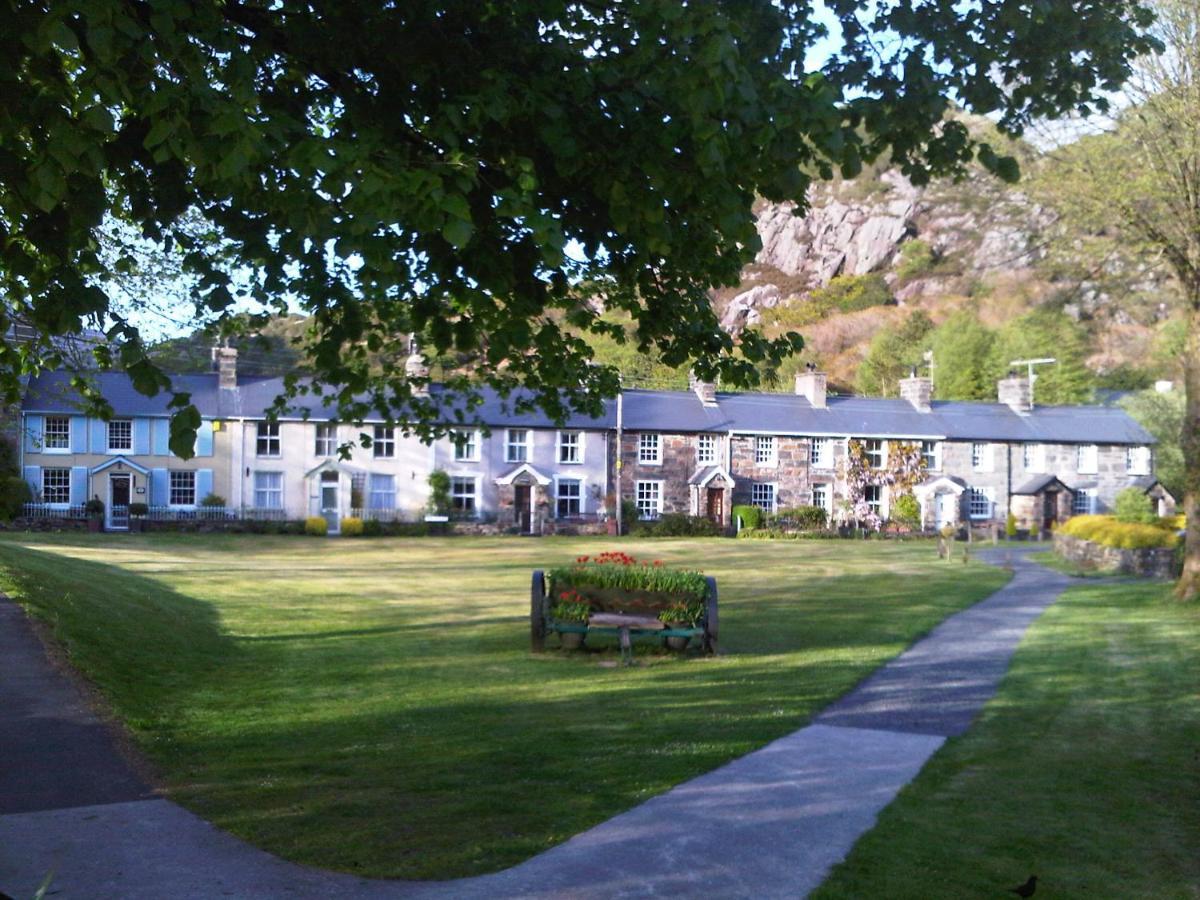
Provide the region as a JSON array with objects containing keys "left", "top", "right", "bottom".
[{"left": 17, "top": 348, "right": 1175, "bottom": 534}]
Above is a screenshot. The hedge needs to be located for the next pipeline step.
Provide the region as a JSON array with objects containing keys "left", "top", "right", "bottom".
[
  {"left": 731, "top": 504, "right": 762, "bottom": 530},
  {"left": 1059, "top": 514, "right": 1180, "bottom": 550}
]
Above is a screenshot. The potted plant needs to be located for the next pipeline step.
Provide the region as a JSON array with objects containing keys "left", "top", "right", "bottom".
[
  {"left": 128, "top": 502, "right": 149, "bottom": 532},
  {"left": 84, "top": 498, "right": 105, "bottom": 533},
  {"left": 550, "top": 589, "right": 591, "bottom": 650},
  {"left": 658, "top": 597, "right": 703, "bottom": 651}
]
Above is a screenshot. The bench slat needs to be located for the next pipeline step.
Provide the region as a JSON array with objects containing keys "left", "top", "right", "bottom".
[{"left": 589, "top": 612, "right": 664, "bottom": 630}]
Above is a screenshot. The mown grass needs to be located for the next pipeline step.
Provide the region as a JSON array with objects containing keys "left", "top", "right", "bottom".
[
  {"left": 0, "top": 533, "right": 1008, "bottom": 879},
  {"left": 813, "top": 578, "right": 1200, "bottom": 899}
]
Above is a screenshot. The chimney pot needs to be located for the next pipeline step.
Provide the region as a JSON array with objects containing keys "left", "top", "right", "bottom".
[{"left": 795, "top": 370, "right": 827, "bottom": 409}]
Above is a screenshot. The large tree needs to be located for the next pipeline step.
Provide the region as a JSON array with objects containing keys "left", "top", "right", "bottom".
[
  {"left": 1039, "top": 0, "right": 1199, "bottom": 599},
  {"left": 1, "top": 0, "right": 1156, "bottom": 455}
]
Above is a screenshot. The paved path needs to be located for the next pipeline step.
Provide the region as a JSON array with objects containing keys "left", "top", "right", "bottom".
[{"left": 1, "top": 546, "right": 1067, "bottom": 899}]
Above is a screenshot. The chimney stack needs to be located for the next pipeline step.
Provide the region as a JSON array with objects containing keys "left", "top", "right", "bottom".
[
  {"left": 998, "top": 373, "right": 1032, "bottom": 413},
  {"left": 405, "top": 336, "right": 430, "bottom": 396},
  {"left": 212, "top": 346, "right": 238, "bottom": 390},
  {"left": 794, "top": 365, "right": 827, "bottom": 409},
  {"left": 688, "top": 371, "right": 718, "bottom": 407},
  {"left": 898, "top": 372, "right": 932, "bottom": 412}
]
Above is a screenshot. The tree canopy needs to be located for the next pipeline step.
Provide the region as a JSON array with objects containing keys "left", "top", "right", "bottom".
[{"left": 1, "top": 0, "right": 1158, "bottom": 454}]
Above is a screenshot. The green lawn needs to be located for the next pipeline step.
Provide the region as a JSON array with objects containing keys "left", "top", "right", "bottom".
[
  {"left": 0, "top": 533, "right": 1008, "bottom": 879},
  {"left": 812, "top": 579, "right": 1200, "bottom": 899}
]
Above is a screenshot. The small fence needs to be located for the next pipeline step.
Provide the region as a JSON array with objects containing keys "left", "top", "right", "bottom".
[{"left": 21, "top": 503, "right": 288, "bottom": 522}]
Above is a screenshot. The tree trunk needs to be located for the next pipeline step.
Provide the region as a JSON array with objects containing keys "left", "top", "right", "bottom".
[{"left": 1175, "top": 300, "right": 1200, "bottom": 601}]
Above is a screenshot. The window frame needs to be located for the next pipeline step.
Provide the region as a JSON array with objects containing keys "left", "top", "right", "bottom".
[
  {"left": 696, "top": 434, "right": 716, "bottom": 465},
  {"left": 1073, "top": 488, "right": 1096, "bottom": 515},
  {"left": 368, "top": 472, "right": 396, "bottom": 510},
  {"left": 968, "top": 487, "right": 994, "bottom": 519},
  {"left": 863, "top": 484, "right": 883, "bottom": 516},
  {"left": 168, "top": 470, "right": 196, "bottom": 507},
  {"left": 256, "top": 422, "right": 281, "bottom": 458},
  {"left": 634, "top": 480, "right": 663, "bottom": 520},
  {"left": 638, "top": 433, "right": 662, "bottom": 465},
  {"left": 557, "top": 430, "right": 583, "bottom": 465},
  {"left": 42, "top": 467, "right": 70, "bottom": 505},
  {"left": 810, "top": 437, "right": 832, "bottom": 469},
  {"left": 863, "top": 438, "right": 885, "bottom": 470},
  {"left": 314, "top": 424, "right": 337, "bottom": 458},
  {"left": 920, "top": 440, "right": 941, "bottom": 471},
  {"left": 1023, "top": 443, "right": 1046, "bottom": 473},
  {"left": 505, "top": 429, "right": 529, "bottom": 463},
  {"left": 449, "top": 475, "right": 479, "bottom": 515},
  {"left": 451, "top": 429, "right": 479, "bottom": 462},
  {"left": 1076, "top": 443, "right": 1099, "bottom": 474},
  {"left": 971, "top": 442, "right": 992, "bottom": 472},
  {"left": 754, "top": 435, "right": 777, "bottom": 467},
  {"left": 555, "top": 476, "right": 583, "bottom": 519},
  {"left": 373, "top": 425, "right": 396, "bottom": 459},
  {"left": 43, "top": 416, "right": 71, "bottom": 452},
  {"left": 253, "top": 471, "right": 284, "bottom": 509},
  {"left": 1125, "top": 445, "right": 1149, "bottom": 475},
  {"left": 107, "top": 418, "right": 133, "bottom": 452},
  {"left": 750, "top": 482, "right": 777, "bottom": 512},
  {"left": 811, "top": 483, "right": 830, "bottom": 514}
]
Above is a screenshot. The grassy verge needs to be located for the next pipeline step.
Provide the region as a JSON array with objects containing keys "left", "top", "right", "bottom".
[
  {"left": 1028, "top": 550, "right": 1125, "bottom": 578},
  {"left": 0, "top": 533, "right": 1008, "bottom": 879},
  {"left": 812, "top": 579, "right": 1200, "bottom": 899}
]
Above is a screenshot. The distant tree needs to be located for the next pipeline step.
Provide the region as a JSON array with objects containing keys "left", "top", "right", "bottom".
[
  {"left": 856, "top": 311, "right": 934, "bottom": 397},
  {"left": 1121, "top": 387, "right": 1185, "bottom": 503},
  {"left": 930, "top": 311, "right": 996, "bottom": 401},
  {"left": 1037, "top": 0, "right": 1199, "bottom": 598},
  {"left": 987, "top": 310, "right": 1094, "bottom": 405}
]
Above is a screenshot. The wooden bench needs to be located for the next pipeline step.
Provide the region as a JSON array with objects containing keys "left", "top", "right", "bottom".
[{"left": 529, "top": 570, "right": 719, "bottom": 655}]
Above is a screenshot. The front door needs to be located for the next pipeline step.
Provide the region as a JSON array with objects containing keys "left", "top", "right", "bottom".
[
  {"left": 706, "top": 487, "right": 724, "bottom": 524},
  {"left": 514, "top": 484, "right": 532, "bottom": 533},
  {"left": 935, "top": 492, "right": 956, "bottom": 528},
  {"left": 109, "top": 474, "right": 131, "bottom": 530},
  {"left": 321, "top": 472, "right": 340, "bottom": 533},
  {"left": 1043, "top": 490, "right": 1058, "bottom": 531}
]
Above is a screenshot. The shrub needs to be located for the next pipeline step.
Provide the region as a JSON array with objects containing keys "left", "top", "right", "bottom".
[
  {"left": 731, "top": 504, "right": 762, "bottom": 531},
  {"left": 0, "top": 476, "right": 32, "bottom": 520},
  {"left": 340, "top": 517, "right": 364, "bottom": 536},
  {"left": 1006, "top": 512, "right": 1018, "bottom": 538},
  {"left": 891, "top": 494, "right": 921, "bottom": 529},
  {"left": 895, "top": 239, "right": 935, "bottom": 280},
  {"left": 304, "top": 516, "right": 329, "bottom": 536},
  {"left": 128, "top": 502, "right": 149, "bottom": 517},
  {"left": 84, "top": 498, "right": 105, "bottom": 517},
  {"left": 631, "top": 513, "right": 723, "bottom": 537},
  {"left": 1113, "top": 488, "right": 1156, "bottom": 524},
  {"left": 199, "top": 493, "right": 226, "bottom": 508},
  {"left": 1159, "top": 514, "right": 1186, "bottom": 531},
  {"left": 774, "top": 505, "right": 827, "bottom": 530},
  {"left": 620, "top": 498, "right": 640, "bottom": 529},
  {"left": 808, "top": 273, "right": 893, "bottom": 315},
  {"left": 1060, "top": 514, "right": 1179, "bottom": 550},
  {"left": 362, "top": 518, "right": 383, "bottom": 537},
  {"left": 427, "top": 470, "right": 451, "bottom": 515}
]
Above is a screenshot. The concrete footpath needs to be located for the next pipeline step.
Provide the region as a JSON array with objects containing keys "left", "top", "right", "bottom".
[{"left": 0, "top": 547, "right": 1067, "bottom": 899}]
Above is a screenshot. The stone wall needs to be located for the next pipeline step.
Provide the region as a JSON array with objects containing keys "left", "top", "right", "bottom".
[
  {"left": 620, "top": 432, "right": 703, "bottom": 515},
  {"left": 1053, "top": 531, "right": 1177, "bottom": 578},
  {"left": 729, "top": 435, "right": 810, "bottom": 509}
]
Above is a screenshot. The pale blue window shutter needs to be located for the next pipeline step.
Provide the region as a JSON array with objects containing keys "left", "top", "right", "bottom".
[
  {"left": 152, "top": 419, "right": 170, "bottom": 456},
  {"left": 24, "top": 415, "right": 42, "bottom": 452},
  {"left": 70, "top": 467, "right": 89, "bottom": 505},
  {"left": 133, "top": 419, "right": 150, "bottom": 455},
  {"left": 195, "top": 421, "right": 214, "bottom": 457},
  {"left": 70, "top": 416, "right": 88, "bottom": 453},
  {"left": 90, "top": 419, "right": 106, "bottom": 452},
  {"left": 150, "top": 468, "right": 170, "bottom": 506},
  {"left": 195, "top": 469, "right": 213, "bottom": 503},
  {"left": 23, "top": 466, "right": 40, "bottom": 497}
]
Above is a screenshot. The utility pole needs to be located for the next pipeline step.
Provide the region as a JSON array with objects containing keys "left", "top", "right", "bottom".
[{"left": 1009, "top": 357, "right": 1057, "bottom": 408}]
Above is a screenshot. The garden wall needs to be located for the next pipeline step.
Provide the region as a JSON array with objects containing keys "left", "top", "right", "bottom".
[{"left": 1053, "top": 532, "right": 1176, "bottom": 578}]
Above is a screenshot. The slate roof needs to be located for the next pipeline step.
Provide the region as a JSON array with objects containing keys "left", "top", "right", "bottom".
[
  {"left": 1012, "top": 474, "right": 1074, "bottom": 495},
  {"left": 21, "top": 370, "right": 1155, "bottom": 445}
]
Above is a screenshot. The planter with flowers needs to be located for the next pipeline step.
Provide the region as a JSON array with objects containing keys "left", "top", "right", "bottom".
[{"left": 531, "top": 551, "right": 718, "bottom": 654}]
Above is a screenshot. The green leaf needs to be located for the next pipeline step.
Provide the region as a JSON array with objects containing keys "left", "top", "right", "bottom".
[{"left": 442, "top": 217, "right": 473, "bottom": 249}]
